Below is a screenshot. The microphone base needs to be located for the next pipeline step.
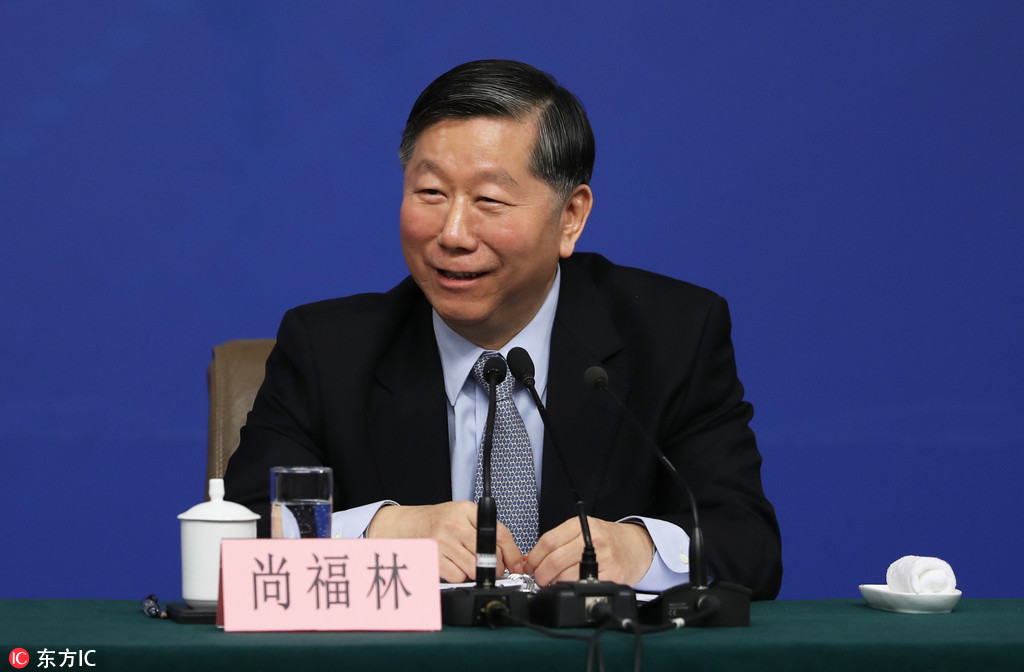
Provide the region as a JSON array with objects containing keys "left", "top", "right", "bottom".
[
  {"left": 441, "top": 586, "right": 530, "bottom": 627},
  {"left": 639, "top": 581, "right": 752, "bottom": 628},
  {"left": 529, "top": 580, "right": 638, "bottom": 628}
]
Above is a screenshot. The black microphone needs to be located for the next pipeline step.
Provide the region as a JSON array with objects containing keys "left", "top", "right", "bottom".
[
  {"left": 440, "top": 354, "right": 530, "bottom": 627},
  {"left": 583, "top": 366, "right": 707, "bottom": 587},
  {"left": 508, "top": 348, "right": 636, "bottom": 627},
  {"left": 507, "top": 347, "right": 598, "bottom": 579},
  {"left": 584, "top": 365, "right": 751, "bottom": 628},
  {"left": 475, "top": 356, "right": 506, "bottom": 589}
]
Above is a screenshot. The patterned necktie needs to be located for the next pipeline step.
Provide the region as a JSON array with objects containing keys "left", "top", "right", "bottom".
[{"left": 472, "top": 351, "right": 539, "bottom": 552}]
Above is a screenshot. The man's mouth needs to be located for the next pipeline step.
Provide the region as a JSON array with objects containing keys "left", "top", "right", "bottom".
[{"left": 439, "top": 270, "right": 485, "bottom": 280}]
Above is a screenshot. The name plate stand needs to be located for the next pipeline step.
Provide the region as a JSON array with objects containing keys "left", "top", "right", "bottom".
[{"left": 217, "top": 538, "right": 441, "bottom": 632}]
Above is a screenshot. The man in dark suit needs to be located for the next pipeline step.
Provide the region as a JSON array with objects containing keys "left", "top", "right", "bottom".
[{"left": 225, "top": 59, "right": 782, "bottom": 600}]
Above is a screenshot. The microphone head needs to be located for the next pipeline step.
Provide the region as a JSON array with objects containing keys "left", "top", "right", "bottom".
[
  {"left": 483, "top": 355, "right": 507, "bottom": 386},
  {"left": 506, "top": 347, "right": 535, "bottom": 383},
  {"left": 583, "top": 365, "right": 609, "bottom": 389}
]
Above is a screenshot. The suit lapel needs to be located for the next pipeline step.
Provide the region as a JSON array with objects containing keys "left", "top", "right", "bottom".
[
  {"left": 366, "top": 294, "right": 453, "bottom": 505},
  {"left": 541, "top": 258, "right": 631, "bottom": 532}
]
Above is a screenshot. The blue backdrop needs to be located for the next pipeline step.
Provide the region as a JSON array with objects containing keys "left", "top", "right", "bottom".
[{"left": 2, "top": 1, "right": 1021, "bottom": 601}]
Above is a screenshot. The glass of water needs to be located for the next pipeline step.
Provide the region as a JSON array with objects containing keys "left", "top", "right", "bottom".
[{"left": 270, "top": 466, "right": 333, "bottom": 538}]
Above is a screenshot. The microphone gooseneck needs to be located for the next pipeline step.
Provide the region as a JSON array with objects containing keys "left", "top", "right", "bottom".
[
  {"left": 583, "top": 365, "right": 708, "bottom": 588},
  {"left": 508, "top": 347, "right": 598, "bottom": 580},
  {"left": 480, "top": 356, "right": 506, "bottom": 499},
  {"left": 584, "top": 365, "right": 754, "bottom": 628},
  {"left": 510, "top": 348, "right": 637, "bottom": 629},
  {"left": 475, "top": 355, "right": 507, "bottom": 589}
]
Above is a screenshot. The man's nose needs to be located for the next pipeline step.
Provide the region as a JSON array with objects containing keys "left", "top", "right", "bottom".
[{"left": 437, "top": 198, "right": 476, "bottom": 250}]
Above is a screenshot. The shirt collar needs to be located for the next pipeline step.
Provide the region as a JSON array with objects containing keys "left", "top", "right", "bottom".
[{"left": 433, "top": 265, "right": 560, "bottom": 405}]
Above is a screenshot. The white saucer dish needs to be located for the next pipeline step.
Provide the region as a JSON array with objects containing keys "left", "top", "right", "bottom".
[{"left": 858, "top": 584, "right": 961, "bottom": 614}]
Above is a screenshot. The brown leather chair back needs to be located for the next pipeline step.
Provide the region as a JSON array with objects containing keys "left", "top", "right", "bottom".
[{"left": 206, "top": 339, "right": 275, "bottom": 491}]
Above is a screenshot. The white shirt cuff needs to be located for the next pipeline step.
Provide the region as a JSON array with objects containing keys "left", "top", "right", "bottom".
[
  {"left": 618, "top": 515, "right": 692, "bottom": 592},
  {"left": 331, "top": 500, "right": 397, "bottom": 538}
]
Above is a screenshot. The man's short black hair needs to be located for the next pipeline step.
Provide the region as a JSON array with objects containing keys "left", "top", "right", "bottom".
[{"left": 399, "top": 59, "right": 595, "bottom": 203}]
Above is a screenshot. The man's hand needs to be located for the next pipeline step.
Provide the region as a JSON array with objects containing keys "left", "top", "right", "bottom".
[
  {"left": 366, "top": 501, "right": 525, "bottom": 583},
  {"left": 525, "top": 517, "right": 654, "bottom": 587}
]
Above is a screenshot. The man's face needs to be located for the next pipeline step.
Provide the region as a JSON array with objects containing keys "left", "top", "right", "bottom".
[{"left": 400, "top": 116, "right": 589, "bottom": 349}]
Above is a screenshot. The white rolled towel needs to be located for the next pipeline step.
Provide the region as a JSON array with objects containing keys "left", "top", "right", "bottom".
[{"left": 886, "top": 555, "right": 957, "bottom": 594}]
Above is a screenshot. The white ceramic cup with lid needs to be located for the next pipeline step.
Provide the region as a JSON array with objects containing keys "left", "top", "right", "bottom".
[{"left": 178, "top": 478, "right": 260, "bottom": 609}]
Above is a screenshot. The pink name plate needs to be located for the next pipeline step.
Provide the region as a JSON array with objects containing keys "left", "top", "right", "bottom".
[{"left": 218, "top": 538, "right": 441, "bottom": 632}]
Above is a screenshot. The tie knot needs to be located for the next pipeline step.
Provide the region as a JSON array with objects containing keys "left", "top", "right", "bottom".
[{"left": 472, "top": 352, "right": 513, "bottom": 400}]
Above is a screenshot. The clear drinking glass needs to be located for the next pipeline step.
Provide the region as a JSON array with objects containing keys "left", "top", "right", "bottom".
[{"left": 270, "top": 466, "right": 333, "bottom": 538}]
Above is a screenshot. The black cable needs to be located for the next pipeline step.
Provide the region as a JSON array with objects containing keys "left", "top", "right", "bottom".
[
  {"left": 492, "top": 600, "right": 614, "bottom": 672},
  {"left": 587, "top": 601, "right": 648, "bottom": 672},
  {"left": 587, "top": 620, "right": 614, "bottom": 672},
  {"left": 638, "top": 619, "right": 686, "bottom": 634},
  {"left": 488, "top": 598, "right": 648, "bottom": 672},
  {"left": 622, "top": 618, "right": 643, "bottom": 672},
  {"left": 487, "top": 602, "right": 591, "bottom": 641}
]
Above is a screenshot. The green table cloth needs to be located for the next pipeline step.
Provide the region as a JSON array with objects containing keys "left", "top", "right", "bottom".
[{"left": 2, "top": 599, "right": 1021, "bottom": 671}]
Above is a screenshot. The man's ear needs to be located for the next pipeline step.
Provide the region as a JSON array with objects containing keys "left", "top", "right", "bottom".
[{"left": 558, "top": 184, "right": 593, "bottom": 258}]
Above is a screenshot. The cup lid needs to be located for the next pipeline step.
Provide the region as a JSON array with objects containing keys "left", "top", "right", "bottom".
[{"left": 178, "top": 479, "right": 261, "bottom": 522}]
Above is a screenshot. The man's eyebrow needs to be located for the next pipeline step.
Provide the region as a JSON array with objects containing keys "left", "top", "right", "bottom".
[
  {"left": 478, "top": 168, "right": 520, "bottom": 189},
  {"left": 411, "top": 159, "right": 520, "bottom": 189},
  {"left": 411, "top": 159, "right": 445, "bottom": 177}
]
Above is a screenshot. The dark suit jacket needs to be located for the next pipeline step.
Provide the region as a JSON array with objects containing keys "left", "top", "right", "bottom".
[{"left": 224, "top": 252, "right": 782, "bottom": 599}]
